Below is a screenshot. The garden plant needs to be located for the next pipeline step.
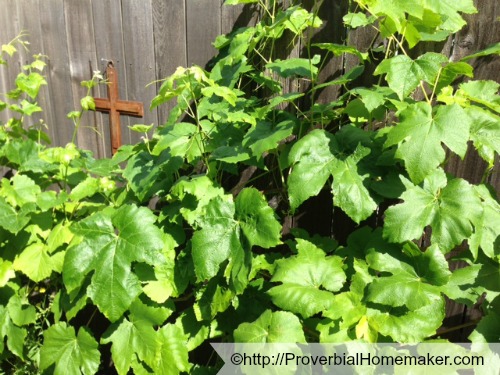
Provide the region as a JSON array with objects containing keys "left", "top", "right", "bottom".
[{"left": 0, "top": 0, "right": 499, "bottom": 373}]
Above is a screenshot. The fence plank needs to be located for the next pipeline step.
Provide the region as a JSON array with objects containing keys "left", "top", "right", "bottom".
[
  {"left": 186, "top": 0, "right": 222, "bottom": 68},
  {"left": 0, "top": 0, "right": 23, "bottom": 125},
  {"left": 121, "top": 0, "right": 158, "bottom": 146},
  {"left": 152, "top": 0, "right": 187, "bottom": 125},
  {"left": 63, "top": 0, "right": 101, "bottom": 154},
  {"left": 91, "top": 0, "right": 127, "bottom": 157}
]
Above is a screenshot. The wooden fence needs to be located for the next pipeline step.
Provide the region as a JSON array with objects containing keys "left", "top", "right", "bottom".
[{"left": 0, "top": 0, "right": 499, "bottom": 340}]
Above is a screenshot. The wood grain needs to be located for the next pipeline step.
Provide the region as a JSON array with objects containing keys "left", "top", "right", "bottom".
[
  {"left": 121, "top": 0, "right": 158, "bottom": 146},
  {"left": 63, "top": 0, "right": 101, "bottom": 154},
  {"left": 186, "top": 0, "right": 221, "bottom": 68},
  {"left": 152, "top": 0, "right": 187, "bottom": 125}
]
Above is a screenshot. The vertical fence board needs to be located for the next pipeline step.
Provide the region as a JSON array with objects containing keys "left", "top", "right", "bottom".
[
  {"left": 38, "top": 0, "right": 75, "bottom": 148},
  {"left": 0, "top": 0, "right": 23, "bottom": 125},
  {"left": 186, "top": 0, "right": 221, "bottom": 68},
  {"left": 121, "top": 0, "right": 158, "bottom": 146},
  {"left": 152, "top": 0, "right": 187, "bottom": 125},
  {"left": 16, "top": 0, "right": 57, "bottom": 141},
  {"left": 63, "top": 0, "right": 101, "bottom": 154},
  {"left": 91, "top": 0, "right": 127, "bottom": 158}
]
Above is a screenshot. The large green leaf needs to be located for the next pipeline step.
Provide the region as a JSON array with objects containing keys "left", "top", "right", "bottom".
[
  {"left": 266, "top": 55, "right": 320, "bottom": 79},
  {"left": 13, "top": 243, "right": 55, "bottom": 282},
  {"left": 234, "top": 309, "right": 306, "bottom": 343},
  {"left": 40, "top": 323, "right": 100, "bottom": 375},
  {"left": 374, "top": 53, "right": 447, "bottom": 100},
  {"left": 367, "top": 300, "right": 445, "bottom": 342},
  {"left": 331, "top": 145, "right": 377, "bottom": 223},
  {"left": 63, "top": 205, "right": 166, "bottom": 322},
  {"left": 101, "top": 318, "right": 156, "bottom": 375},
  {"left": 366, "top": 245, "right": 450, "bottom": 310},
  {"left": 367, "top": 0, "right": 424, "bottom": 32},
  {"left": 0, "top": 197, "right": 31, "bottom": 234},
  {"left": 383, "top": 169, "right": 482, "bottom": 251},
  {"left": 422, "top": 0, "right": 477, "bottom": 32},
  {"left": 466, "top": 106, "right": 500, "bottom": 167},
  {"left": 123, "top": 148, "right": 182, "bottom": 201},
  {"left": 469, "top": 185, "right": 500, "bottom": 259},
  {"left": 191, "top": 197, "right": 242, "bottom": 281},
  {"left": 386, "top": 102, "right": 470, "bottom": 183},
  {"left": 268, "top": 239, "right": 345, "bottom": 318},
  {"left": 0, "top": 174, "right": 40, "bottom": 207},
  {"left": 288, "top": 129, "right": 377, "bottom": 222},
  {"left": 242, "top": 119, "right": 295, "bottom": 160},
  {"left": 0, "top": 305, "right": 27, "bottom": 358},
  {"left": 153, "top": 324, "right": 190, "bottom": 374},
  {"left": 288, "top": 129, "right": 338, "bottom": 210},
  {"left": 235, "top": 188, "right": 282, "bottom": 248},
  {"left": 152, "top": 122, "right": 202, "bottom": 162}
]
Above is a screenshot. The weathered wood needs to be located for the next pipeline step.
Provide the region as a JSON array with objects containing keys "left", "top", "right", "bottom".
[
  {"left": 37, "top": 0, "right": 75, "bottom": 148},
  {"left": 186, "top": 0, "right": 221, "bottom": 67},
  {"left": 121, "top": 0, "right": 158, "bottom": 145},
  {"left": 152, "top": 0, "right": 187, "bottom": 125},
  {"left": 63, "top": 0, "right": 100, "bottom": 153},
  {"left": 91, "top": 0, "right": 127, "bottom": 157},
  {"left": 94, "top": 63, "right": 144, "bottom": 154},
  {"left": 0, "top": 0, "right": 22, "bottom": 125}
]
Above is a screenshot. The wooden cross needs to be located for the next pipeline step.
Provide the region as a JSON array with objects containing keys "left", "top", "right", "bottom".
[{"left": 94, "top": 61, "right": 144, "bottom": 154}]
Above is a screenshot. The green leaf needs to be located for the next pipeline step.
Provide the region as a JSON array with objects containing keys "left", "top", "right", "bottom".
[
  {"left": 469, "top": 185, "right": 500, "bottom": 259},
  {"left": 80, "top": 96, "right": 95, "bottom": 111},
  {"left": 234, "top": 310, "right": 306, "bottom": 343},
  {"left": 64, "top": 205, "right": 166, "bottom": 322},
  {"left": 423, "top": 0, "right": 477, "bottom": 32},
  {"left": 383, "top": 169, "right": 482, "bottom": 251},
  {"left": 343, "top": 12, "right": 376, "bottom": 28},
  {"left": 123, "top": 148, "right": 182, "bottom": 201},
  {"left": 129, "top": 124, "right": 154, "bottom": 133},
  {"left": 368, "top": 300, "right": 445, "bottom": 342},
  {"left": 266, "top": 55, "right": 320, "bottom": 79},
  {"left": 288, "top": 130, "right": 377, "bottom": 223},
  {"left": 201, "top": 85, "right": 239, "bottom": 106},
  {"left": 7, "top": 294, "right": 36, "bottom": 327},
  {"left": 268, "top": 239, "right": 345, "bottom": 318},
  {"left": 153, "top": 324, "right": 190, "bottom": 374},
  {"left": 461, "top": 42, "right": 500, "bottom": 61},
  {"left": 288, "top": 129, "right": 338, "bottom": 210},
  {"left": 15, "top": 72, "right": 46, "bottom": 99},
  {"left": 331, "top": 145, "right": 377, "bottom": 223},
  {"left": 1, "top": 43, "right": 16, "bottom": 56},
  {"left": 313, "top": 43, "right": 366, "bottom": 61},
  {"left": 386, "top": 102, "right": 470, "bottom": 183},
  {"left": 235, "top": 188, "right": 282, "bottom": 248},
  {"left": 0, "top": 260, "right": 15, "bottom": 287},
  {"left": 170, "top": 176, "right": 228, "bottom": 227},
  {"left": 152, "top": 122, "right": 201, "bottom": 161},
  {"left": 191, "top": 197, "right": 242, "bottom": 281},
  {"left": 374, "top": 53, "right": 448, "bottom": 100},
  {"left": 13, "top": 243, "right": 55, "bottom": 282},
  {"left": 101, "top": 317, "right": 157, "bottom": 375},
  {"left": 0, "top": 306, "right": 27, "bottom": 358},
  {"left": 466, "top": 107, "right": 500, "bottom": 167},
  {"left": 1, "top": 174, "right": 40, "bottom": 207},
  {"left": 0, "top": 197, "right": 31, "bottom": 234},
  {"left": 368, "top": 0, "right": 424, "bottom": 32},
  {"left": 366, "top": 245, "right": 450, "bottom": 310},
  {"left": 243, "top": 119, "right": 295, "bottom": 160},
  {"left": 40, "top": 322, "right": 100, "bottom": 375}
]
